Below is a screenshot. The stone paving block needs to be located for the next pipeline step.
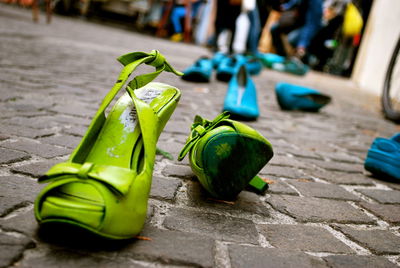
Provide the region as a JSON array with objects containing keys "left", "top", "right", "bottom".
[
  {"left": 62, "top": 125, "right": 87, "bottom": 137},
  {"left": 359, "top": 202, "right": 400, "bottom": 224},
  {"left": 287, "top": 181, "right": 360, "bottom": 201},
  {"left": 258, "top": 224, "right": 353, "bottom": 253},
  {"left": 266, "top": 195, "right": 374, "bottom": 224},
  {"left": 356, "top": 189, "right": 400, "bottom": 204},
  {"left": 163, "top": 207, "right": 259, "bottom": 244},
  {"left": 0, "top": 134, "right": 9, "bottom": 141},
  {"left": 163, "top": 121, "right": 191, "bottom": 135},
  {"left": 307, "top": 159, "right": 364, "bottom": 173},
  {"left": 268, "top": 155, "right": 309, "bottom": 169},
  {"left": 228, "top": 245, "right": 327, "bottom": 268},
  {"left": 0, "top": 176, "right": 42, "bottom": 217},
  {"left": 260, "top": 165, "right": 305, "bottom": 179},
  {"left": 149, "top": 176, "right": 182, "bottom": 202},
  {"left": 0, "top": 147, "right": 30, "bottom": 164},
  {"left": 49, "top": 102, "right": 95, "bottom": 117},
  {"left": 0, "top": 208, "right": 37, "bottom": 237},
  {"left": 119, "top": 227, "right": 215, "bottom": 267},
  {"left": 267, "top": 179, "right": 299, "bottom": 195},
  {"left": 4, "top": 116, "right": 60, "bottom": 129},
  {"left": 39, "top": 134, "right": 81, "bottom": 149},
  {"left": 187, "top": 181, "right": 270, "bottom": 216},
  {"left": 53, "top": 114, "right": 91, "bottom": 126},
  {"left": 0, "top": 124, "right": 54, "bottom": 138},
  {"left": 317, "top": 151, "right": 363, "bottom": 164},
  {"left": 156, "top": 139, "right": 184, "bottom": 155},
  {"left": 19, "top": 248, "right": 147, "bottom": 268},
  {"left": 323, "top": 255, "right": 398, "bottom": 268},
  {"left": 0, "top": 233, "right": 34, "bottom": 268},
  {"left": 1, "top": 139, "right": 70, "bottom": 159},
  {"left": 11, "top": 159, "right": 59, "bottom": 178},
  {"left": 334, "top": 225, "right": 400, "bottom": 254},
  {"left": 306, "top": 170, "right": 374, "bottom": 185},
  {"left": 285, "top": 148, "right": 323, "bottom": 160},
  {"left": 162, "top": 163, "right": 194, "bottom": 179}
]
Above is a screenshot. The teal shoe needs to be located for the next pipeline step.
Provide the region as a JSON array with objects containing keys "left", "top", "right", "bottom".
[
  {"left": 178, "top": 112, "right": 273, "bottom": 199},
  {"left": 257, "top": 53, "right": 285, "bottom": 68},
  {"left": 223, "top": 64, "right": 259, "bottom": 120},
  {"left": 365, "top": 133, "right": 400, "bottom": 180},
  {"left": 275, "top": 82, "right": 331, "bottom": 112},
  {"left": 272, "top": 57, "right": 309, "bottom": 76},
  {"left": 216, "top": 55, "right": 246, "bottom": 82},
  {"left": 182, "top": 57, "right": 213, "bottom": 82},
  {"left": 212, "top": 52, "right": 227, "bottom": 69}
]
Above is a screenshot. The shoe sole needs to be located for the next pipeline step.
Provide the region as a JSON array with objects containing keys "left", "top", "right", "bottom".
[{"left": 202, "top": 132, "right": 273, "bottom": 199}]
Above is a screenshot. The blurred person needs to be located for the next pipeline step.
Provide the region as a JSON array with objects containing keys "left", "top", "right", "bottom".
[
  {"left": 307, "top": 0, "right": 348, "bottom": 69},
  {"left": 270, "top": 0, "right": 323, "bottom": 60},
  {"left": 170, "top": 0, "right": 204, "bottom": 42}
]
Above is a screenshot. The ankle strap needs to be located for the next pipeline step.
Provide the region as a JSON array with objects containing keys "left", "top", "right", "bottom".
[{"left": 178, "top": 112, "right": 231, "bottom": 161}]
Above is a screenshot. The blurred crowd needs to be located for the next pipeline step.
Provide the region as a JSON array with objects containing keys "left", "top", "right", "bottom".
[
  {"left": 6, "top": 0, "right": 372, "bottom": 76},
  {"left": 131, "top": 0, "right": 371, "bottom": 76}
]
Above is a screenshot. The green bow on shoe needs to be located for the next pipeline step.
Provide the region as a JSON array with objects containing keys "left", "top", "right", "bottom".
[
  {"left": 179, "top": 112, "right": 274, "bottom": 200},
  {"left": 35, "top": 50, "right": 182, "bottom": 240}
]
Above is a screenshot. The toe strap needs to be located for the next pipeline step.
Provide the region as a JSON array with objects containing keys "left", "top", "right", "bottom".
[{"left": 39, "top": 162, "right": 136, "bottom": 196}]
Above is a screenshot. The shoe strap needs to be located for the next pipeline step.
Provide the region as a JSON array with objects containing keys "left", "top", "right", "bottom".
[
  {"left": 70, "top": 50, "right": 182, "bottom": 162},
  {"left": 178, "top": 112, "right": 231, "bottom": 161},
  {"left": 100, "top": 50, "right": 182, "bottom": 117}
]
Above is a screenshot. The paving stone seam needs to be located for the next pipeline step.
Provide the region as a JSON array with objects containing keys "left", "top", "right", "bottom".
[
  {"left": 330, "top": 225, "right": 400, "bottom": 256},
  {"left": 0, "top": 204, "right": 34, "bottom": 222},
  {"left": 148, "top": 199, "right": 173, "bottom": 230},
  {"left": 255, "top": 199, "right": 297, "bottom": 224},
  {"left": 346, "top": 201, "right": 390, "bottom": 228},
  {"left": 341, "top": 185, "right": 389, "bottom": 204},
  {"left": 278, "top": 180, "right": 304, "bottom": 197},
  {"left": 214, "top": 241, "right": 232, "bottom": 268},
  {"left": 254, "top": 227, "right": 274, "bottom": 248},
  {"left": 307, "top": 223, "right": 372, "bottom": 255}
]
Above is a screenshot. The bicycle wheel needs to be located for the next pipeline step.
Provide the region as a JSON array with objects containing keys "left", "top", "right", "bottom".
[{"left": 382, "top": 36, "right": 400, "bottom": 122}]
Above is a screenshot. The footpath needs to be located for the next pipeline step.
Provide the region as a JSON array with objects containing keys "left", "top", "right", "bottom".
[{"left": 0, "top": 4, "right": 399, "bottom": 268}]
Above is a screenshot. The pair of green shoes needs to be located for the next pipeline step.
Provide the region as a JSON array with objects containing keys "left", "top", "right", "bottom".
[{"left": 34, "top": 51, "right": 274, "bottom": 240}]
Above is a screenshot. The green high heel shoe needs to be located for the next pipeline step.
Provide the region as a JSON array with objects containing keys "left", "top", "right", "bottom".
[
  {"left": 34, "top": 50, "right": 182, "bottom": 239},
  {"left": 178, "top": 112, "right": 274, "bottom": 200}
]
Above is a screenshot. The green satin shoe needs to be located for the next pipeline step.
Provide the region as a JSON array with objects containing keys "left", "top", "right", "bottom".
[
  {"left": 178, "top": 112, "right": 274, "bottom": 200},
  {"left": 34, "top": 50, "right": 182, "bottom": 239}
]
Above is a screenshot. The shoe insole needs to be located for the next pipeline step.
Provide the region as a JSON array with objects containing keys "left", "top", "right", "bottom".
[{"left": 56, "top": 86, "right": 168, "bottom": 203}]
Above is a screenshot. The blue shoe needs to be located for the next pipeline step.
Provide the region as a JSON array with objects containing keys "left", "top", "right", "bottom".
[
  {"left": 245, "top": 55, "right": 262, "bottom": 76},
  {"left": 272, "top": 57, "right": 309, "bottom": 76},
  {"left": 365, "top": 133, "right": 400, "bottom": 180},
  {"left": 257, "top": 53, "right": 285, "bottom": 68},
  {"left": 182, "top": 57, "right": 213, "bottom": 82},
  {"left": 216, "top": 55, "right": 247, "bottom": 82},
  {"left": 223, "top": 64, "right": 259, "bottom": 120},
  {"left": 275, "top": 82, "right": 331, "bottom": 112},
  {"left": 212, "top": 52, "right": 227, "bottom": 69}
]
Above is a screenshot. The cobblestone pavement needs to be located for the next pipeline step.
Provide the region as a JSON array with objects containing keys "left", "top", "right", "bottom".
[{"left": 1, "top": 4, "right": 400, "bottom": 268}]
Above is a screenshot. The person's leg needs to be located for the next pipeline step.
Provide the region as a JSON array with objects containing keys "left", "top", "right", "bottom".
[
  {"left": 247, "top": 4, "right": 261, "bottom": 55},
  {"left": 233, "top": 12, "right": 250, "bottom": 54},
  {"left": 270, "top": 23, "right": 287, "bottom": 56},
  {"left": 170, "top": 6, "right": 186, "bottom": 34},
  {"left": 287, "top": 28, "right": 301, "bottom": 47}
]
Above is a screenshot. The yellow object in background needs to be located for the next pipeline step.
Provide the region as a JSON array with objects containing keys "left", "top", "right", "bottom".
[{"left": 342, "top": 2, "right": 364, "bottom": 37}]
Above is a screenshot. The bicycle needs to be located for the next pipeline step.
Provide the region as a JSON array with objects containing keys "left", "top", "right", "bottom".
[{"left": 382, "top": 35, "right": 400, "bottom": 123}]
